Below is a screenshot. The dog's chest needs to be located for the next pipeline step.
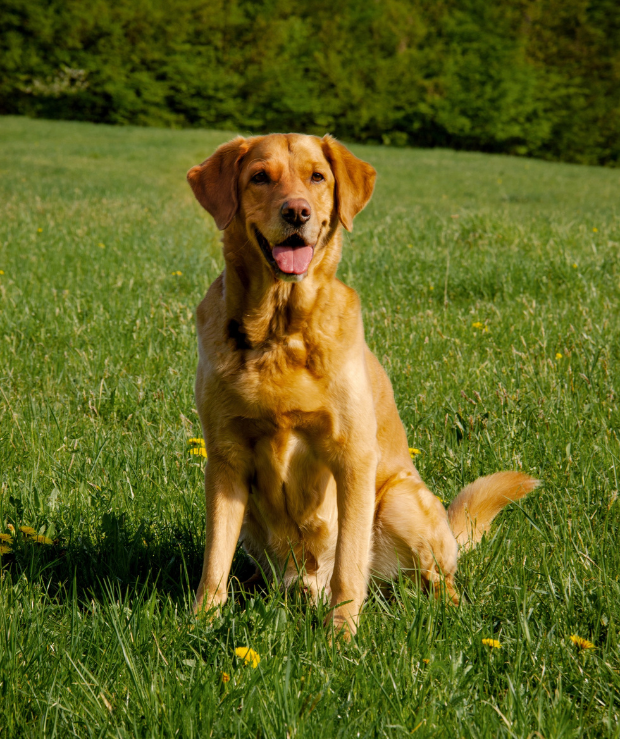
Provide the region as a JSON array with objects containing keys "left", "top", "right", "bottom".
[
  {"left": 243, "top": 428, "right": 337, "bottom": 552},
  {"left": 227, "top": 336, "right": 327, "bottom": 416}
]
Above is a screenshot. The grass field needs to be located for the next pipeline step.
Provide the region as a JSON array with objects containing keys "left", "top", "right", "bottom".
[{"left": 1, "top": 116, "right": 620, "bottom": 738}]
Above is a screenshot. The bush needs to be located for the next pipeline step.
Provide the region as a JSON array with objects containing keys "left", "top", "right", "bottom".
[{"left": 1, "top": 0, "right": 618, "bottom": 165}]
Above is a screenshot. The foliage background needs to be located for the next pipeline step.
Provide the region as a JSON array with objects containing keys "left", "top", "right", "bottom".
[{"left": 1, "top": 0, "right": 619, "bottom": 166}]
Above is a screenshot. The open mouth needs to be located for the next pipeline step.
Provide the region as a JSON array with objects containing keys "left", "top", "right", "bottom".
[{"left": 255, "top": 229, "right": 315, "bottom": 278}]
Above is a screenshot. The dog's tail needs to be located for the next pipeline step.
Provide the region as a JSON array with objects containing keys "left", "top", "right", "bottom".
[{"left": 447, "top": 471, "right": 539, "bottom": 550}]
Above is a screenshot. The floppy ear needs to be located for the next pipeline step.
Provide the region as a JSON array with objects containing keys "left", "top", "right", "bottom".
[
  {"left": 187, "top": 137, "right": 249, "bottom": 230},
  {"left": 321, "top": 134, "right": 376, "bottom": 231}
]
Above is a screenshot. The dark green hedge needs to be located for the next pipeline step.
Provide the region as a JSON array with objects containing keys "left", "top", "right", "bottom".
[{"left": 1, "top": 0, "right": 619, "bottom": 165}]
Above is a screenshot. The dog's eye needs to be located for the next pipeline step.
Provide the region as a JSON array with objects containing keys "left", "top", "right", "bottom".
[
  {"left": 251, "top": 171, "right": 269, "bottom": 184},
  {"left": 311, "top": 172, "right": 325, "bottom": 183}
]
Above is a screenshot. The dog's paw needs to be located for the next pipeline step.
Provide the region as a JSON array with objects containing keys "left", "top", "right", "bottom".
[
  {"left": 325, "top": 608, "right": 356, "bottom": 642},
  {"left": 430, "top": 576, "right": 460, "bottom": 606},
  {"left": 193, "top": 589, "right": 226, "bottom": 621}
]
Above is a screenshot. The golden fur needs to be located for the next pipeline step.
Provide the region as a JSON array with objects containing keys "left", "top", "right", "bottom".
[{"left": 187, "top": 133, "right": 538, "bottom": 636}]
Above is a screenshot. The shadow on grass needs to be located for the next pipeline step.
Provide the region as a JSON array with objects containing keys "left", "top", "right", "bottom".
[
  {"left": 0, "top": 511, "right": 258, "bottom": 606},
  {"left": 2, "top": 513, "right": 443, "bottom": 626}
]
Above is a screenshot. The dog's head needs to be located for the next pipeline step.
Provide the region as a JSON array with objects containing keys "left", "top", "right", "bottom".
[{"left": 187, "top": 134, "right": 376, "bottom": 282}]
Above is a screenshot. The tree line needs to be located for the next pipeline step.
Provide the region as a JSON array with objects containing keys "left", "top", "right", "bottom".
[{"left": 1, "top": 0, "right": 618, "bottom": 165}]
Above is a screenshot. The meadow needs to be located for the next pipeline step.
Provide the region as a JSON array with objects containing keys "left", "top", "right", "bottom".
[{"left": 1, "top": 115, "right": 620, "bottom": 738}]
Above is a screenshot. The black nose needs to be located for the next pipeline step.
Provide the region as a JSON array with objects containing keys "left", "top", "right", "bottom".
[{"left": 281, "top": 199, "right": 311, "bottom": 226}]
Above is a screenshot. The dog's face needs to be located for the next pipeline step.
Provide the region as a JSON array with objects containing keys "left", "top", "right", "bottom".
[
  {"left": 239, "top": 135, "right": 334, "bottom": 282},
  {"left": 188, "top": 134, "right": 376, "bottom": 282}
]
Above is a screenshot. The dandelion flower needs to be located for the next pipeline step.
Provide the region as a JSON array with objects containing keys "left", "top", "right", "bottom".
[
  {"left": 556, "top": 353, "right": 562, "bottom": 360},
  {"left": 37, "top": 228, "right": 43, "bottom": 233},
  {"left": 409, "top": 448, "right": 421, "bottom": 456},
  {"left": 592, "top": 227, "right": 598, "bottom": 233},
  {"left": 570, "top": 634, "right": 595, "bottom": 650},
  {"left": 189, "top": 438, "right": 207, "bottom": 457},
  {"left": 429, "top": 286, "right": 434, "bottom": 291},
  {"left": 0, "top": 270, "right": 4, "bottom": 275},
  {"left": 32, "top": 535, "right": 54, "bottom": 545},
  {"left": 7, "top": 524, "right": 15, "bottom": 535},
  {"left": 98, "top": 242, "right": 105, "bottom": 249},
  {"left": 482, "top": 638, "right": 501, "bottom": 649},
  {"left": 0, "top": 533, "right": 13, "bottom": 543},
  {"left": 472, "top": 322, "right": 483, "bottom": 329},
  {"left": 235, "top": 647, "right": 260, "bottom": 668},
  {"left": 0, "top": 545, "right": 12, "bottom": 555},
  {"left": 19, "top": 526, "right": 36, "bottom": 536},
  {"left": 422, "top": 658, "right": 430, "bottom": 665},
  {"left": 221, "top": 672, "right": 230, "bottom": 683},
  {"left": 171, "top": 271, "right": 183, "bottom": 276},
  {"left": 572, "top": 263, "right": 577, "bottom": 269}
]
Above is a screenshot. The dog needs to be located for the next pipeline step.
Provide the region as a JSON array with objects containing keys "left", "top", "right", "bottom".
[{"left": 187, "top": 133, "right": 538, "bottom": 636}]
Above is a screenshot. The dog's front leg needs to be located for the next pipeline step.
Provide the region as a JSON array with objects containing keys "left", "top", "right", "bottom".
[
  {"left": 327, "top": 449, "right": 378, "bottom": 638},
  {"left": 194, "top": 459, "right": 249, "bottom": 616}
]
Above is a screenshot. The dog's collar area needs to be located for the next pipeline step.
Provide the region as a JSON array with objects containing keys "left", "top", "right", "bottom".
[
  {"left": 254, "top": 227, "right": 313, "bottom": 282},
  {"left": 227, "top": 318, "right": 251, "bottom": 351}
]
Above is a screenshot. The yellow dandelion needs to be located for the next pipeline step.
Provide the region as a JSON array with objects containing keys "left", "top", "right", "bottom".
[
  {"left": 98, "top": 242, "right": 105, "bottom": 249},
  {"left": 31, "top": 535, "right": 54, "bottom": 545},
  {"left": 572, "top": 263, "right": 577, "bottom": 269},
  {"left": 188, "top": 438, "right": 207, "bottom": 457},
  {"left": 19, "top": 526, "right": 36, "bottom": 536},
  {"left": 422, "top": 658, "right": 430, "bottom": 665},
  {"left": 429, "top": 286, "right": 434, "bottom": 291},
  {"left": 570, "top": 634, "right": 595, "bottom": 650},
  {"left": 171, "top": 270, "right": 183, "bottom": 276},
  {"left": 7, "top": 524, "right": 15, "bottom": 535},
  {"left": 0, "top": 270, "right": 4, "bottom": 275},
  {"left": 556, "top": 352, "right": 563, "bottom": 360},
  {"left": 592, "top": 227, "right": 598, "bottom": 233},
  {"left": 37, "top": 228, "right": 43, "bottom": 233},
  {"left": 221, "top": 672, "right": 230, "bottom": 683},
  {"left": 482, "top": 638, "right": 501, "bottom": 649},
  {"left": 409, "top": 447, "right": 421, "bottom": 456},
  {"left": 0, "top": 544, "right": 13, "bottom": 555},
  {"left": 472, "top": 321, "right": 483, "bottom": 329},
  {"left": 235, "top": 647, "right": 260, "bottom": 668},
  {"left": 0, "top": 533, "right": 13, "bottom": 543}
]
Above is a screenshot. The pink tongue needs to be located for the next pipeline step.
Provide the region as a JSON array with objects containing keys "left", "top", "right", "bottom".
[{"left": 272, "top": 245, "right": 314, "bottom": 275}]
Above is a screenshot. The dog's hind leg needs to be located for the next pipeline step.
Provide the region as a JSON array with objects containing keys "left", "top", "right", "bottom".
[{"left": 372, "top": 477, "right": 460, "bottom": 604}]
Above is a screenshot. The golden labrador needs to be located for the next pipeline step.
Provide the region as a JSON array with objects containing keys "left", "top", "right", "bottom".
[{"left": 187, "top": 133, "right": 537, "bottom": 636}]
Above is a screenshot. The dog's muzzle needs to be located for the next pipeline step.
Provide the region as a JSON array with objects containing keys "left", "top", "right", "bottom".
[{"left": 255, "top": 228, "right": 315, "bottom": 282}]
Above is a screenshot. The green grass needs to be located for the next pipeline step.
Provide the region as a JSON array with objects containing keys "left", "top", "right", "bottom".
[{"left": 1, "top": 115, "right": 620, "bottom": 738}]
